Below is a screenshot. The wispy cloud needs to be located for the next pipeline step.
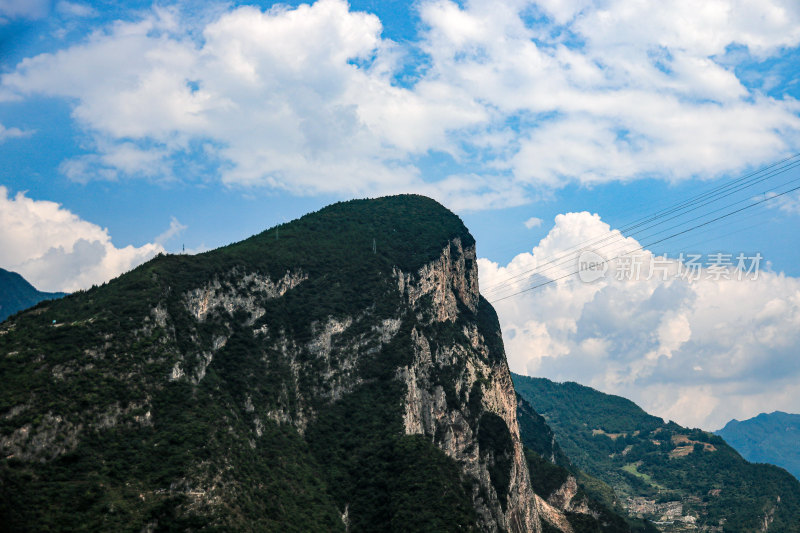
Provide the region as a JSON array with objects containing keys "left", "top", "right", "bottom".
[
  {"left": 0, "top": 0, "right": 49, "bottom": 21},
  {"left": 766, "top": 190, "right": 800, "bottom": 215},
  {"left": 155, "top": 216, "right": 187, "bottom": 247},
  {"left": 0, "top": 122, "right": 33, "bottom": 142},
  {"left": 524, "top": 216, "right": 543, "bottom": 229},
  {"left": 55, "top": 1, "right": 97, "bottom": 18}
]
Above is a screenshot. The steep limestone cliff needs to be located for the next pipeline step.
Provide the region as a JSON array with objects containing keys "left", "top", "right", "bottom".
[{"left": 395, "top": 237, "right": 540, "bottom": 531}]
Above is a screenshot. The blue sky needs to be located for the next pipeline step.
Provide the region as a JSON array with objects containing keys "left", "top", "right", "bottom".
[{"left": 2, "top": 0, "right": 800, "bottom": 429}]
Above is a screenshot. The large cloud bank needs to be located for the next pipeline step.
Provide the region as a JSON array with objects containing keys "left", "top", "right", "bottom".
[
  {"left": 2, "top": 0, "right": 799, "bottom": 207},
  {"left": 480, "top": 212, "right": 800, "bottom": 430}
]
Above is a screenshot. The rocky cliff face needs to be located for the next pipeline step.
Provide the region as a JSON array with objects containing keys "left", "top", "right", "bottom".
[
  {"left": 395, "top": 237, "right": 540, "bottom": 532},
  {"left": 0, "top": 196, "right": 567, "bottom": 532},
  {"left": 172, "top": 234, "right": 544, "bottom": 531}
]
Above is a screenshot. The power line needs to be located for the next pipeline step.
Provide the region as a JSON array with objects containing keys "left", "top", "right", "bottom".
[
  {"left": 488, "top": 181, "right": 800, "bottom": 303},
  {"left": 483, "top": 155, "right": 800, "bottom": 295},
  {"left": 480, "top": 153, "right": 800, "bottom": 284},
  {"left": 482, "top": 154, "right": 800, "bottom": 297},
  {"left": 478, "top": 153, "right": 800, "bottom": 262}
]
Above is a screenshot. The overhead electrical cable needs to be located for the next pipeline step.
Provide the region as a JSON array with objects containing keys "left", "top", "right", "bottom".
[
  {"left": 482, "top": 154, "right": 800, "bottom": 297},
  {"left": 487, "top": 178, "right": 800, "bottom": 303},
  {"left": 478, "top": 153, "right": 800, "bottom": 263}
]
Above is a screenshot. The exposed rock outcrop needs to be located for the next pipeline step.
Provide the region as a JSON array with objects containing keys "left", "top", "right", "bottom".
[{"left": 397, "top": 238, "right": 540, "bottom": 532}]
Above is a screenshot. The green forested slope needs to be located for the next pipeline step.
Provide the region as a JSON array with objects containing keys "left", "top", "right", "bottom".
[
  {"left": 516, "top": 395, "right": 657, "bottom": 533},
  {"left": 513, "top": 374, "right": 800, "bottom": 532},
  {"left": 0, "top": 196, "right": 487, "bottom": 532}
]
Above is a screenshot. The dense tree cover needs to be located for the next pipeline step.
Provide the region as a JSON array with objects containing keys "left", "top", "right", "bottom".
[
  {"left": 517, "top": 394, "right": 571, "bottom": 468},
  {"left": 516, "top": 397, "right": 656, "bottom": 533},
  {"left": 0, "top": 376, "right": 346, "bottom": 532},
  {"left": 306, "top": 377, "right": 479, "bottom": 532},
  {"left": 0, "top": 196, "right": 489, "bottom": 531},
  {"left": 513, "top": 373, "right": 800, "bottom": 532}
]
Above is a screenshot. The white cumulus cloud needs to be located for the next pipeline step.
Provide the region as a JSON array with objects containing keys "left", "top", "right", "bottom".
[
  {"left": 479, "top": 211, "right": 800, "bottom": 429},
  {"left": 1, "top": 0, "right": 799, "bottom": 207},
  {"left": 1, "top": 1, "right": 472, "bottom": 199},
  {"left": 418, "top": 0, "right": 800, "bottom": 187},
  {"left": 0, "top": 187, "right": 165, "bottom": 292}
]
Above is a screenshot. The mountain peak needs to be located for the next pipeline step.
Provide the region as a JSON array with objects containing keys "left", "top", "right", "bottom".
[
  {"left": 226, "top": 194, "right": 475, "bottom": 272},
  {"left": 0, "top": 196, "right": 538, "bottom": 531}
]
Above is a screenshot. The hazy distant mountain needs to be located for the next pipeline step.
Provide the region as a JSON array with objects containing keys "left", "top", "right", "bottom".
[
  {"left": 716, "top": 411, "right": 800, "bottom": 480},
  {"left": 0, "top": 267, "right": 66, "bottom": 322}
]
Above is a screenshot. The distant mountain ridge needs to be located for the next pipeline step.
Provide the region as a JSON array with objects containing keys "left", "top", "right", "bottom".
[
  {"left": 0, "top": 268, "right": 66, "bottom": 322},
  {"left": 512, "top": 373, "right": 800, "bottom": 532},
  {"left": 716, "top": 411, "right": 800, "bottom": 481}
]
